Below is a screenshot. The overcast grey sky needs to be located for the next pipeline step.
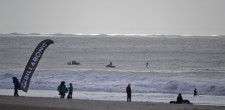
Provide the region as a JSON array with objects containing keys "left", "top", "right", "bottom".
[{"left": 0, "top": 0, "right": 225, "bottom": 35}]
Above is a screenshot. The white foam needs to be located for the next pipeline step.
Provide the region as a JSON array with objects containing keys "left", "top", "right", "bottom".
[{"left": 1, "top": 70, "right": 225, "bottom": 96}]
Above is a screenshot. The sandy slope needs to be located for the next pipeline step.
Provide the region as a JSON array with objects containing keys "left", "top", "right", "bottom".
[{"left": 0, "top": 95, "right": 224, "bottom": 110}]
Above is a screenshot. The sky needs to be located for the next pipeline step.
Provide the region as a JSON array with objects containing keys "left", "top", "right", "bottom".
[{"left": 0, "top": 0, "right": 225, "bottom": 35}]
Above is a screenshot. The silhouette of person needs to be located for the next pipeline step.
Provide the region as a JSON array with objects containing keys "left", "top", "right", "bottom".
[
  {"left": 146, "top": 62, "right": 149, "bottom": 68},
  {"left": 12, "top": 77, "right": 20, "bottom": 96},
  {"left": 110, "top": 61, "right": 112, "bottom": 66},
  {"left": 194, "top": 88, "right": 198, "bottom": 96},
  {"left": 67, "top": 83, "right": 73, "bottom": 99},
  {"left": 57, "top": 81, "right": 68, "bottom": 98},
  {"left": 177, "top": 93, "right": 183, "bottom": 104},
  {"left": 126, "top": 84, "right": 132, "bottom": 102}
]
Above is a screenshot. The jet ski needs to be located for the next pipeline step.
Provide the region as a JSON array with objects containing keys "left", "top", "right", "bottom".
[{"left": 106, "top": 64, "right": 115, "bottom": 68}]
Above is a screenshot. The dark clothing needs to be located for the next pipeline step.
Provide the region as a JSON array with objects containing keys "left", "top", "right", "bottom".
[
  {"left": 57, "top": 82, "right": 68, "bottom": 98},
  {"left": 13, "top": 77, "right": 20, "bottom": 87},
  {"left": 12, "top": 77, "right": 19, "bottom": 96},
  {"left": 194, "top": 88, "right": 198, "bottom": 96},
  {"left": 67, "top": 86, "right": 73, "bottom": 99},
  {"left": 177, "top": 94, "right": 183, "bottom": 104},
  {"left": 14, "top": 86, "right": 19, "bottom": 96},
  {"left": 126, "top": 85, "right": 131, "bottom": 102}
]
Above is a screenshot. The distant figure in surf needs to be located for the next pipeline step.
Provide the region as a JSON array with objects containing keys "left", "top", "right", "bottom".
[
  {"left": 146, "top": 62, "right": 149, "bottom": 68},
  {"left": 194, "top": 88, "right": 198, "bottom": 96},
  {"left": 109, "top": 61, "right": 112, "bottom": 66},
  {"left": 177, "top": 93, "right": 183, "bottom": 104},
  {"left": 57, "top": 81, "right": 68, "bottom": 98},
  {"left": 67, "top": 83, "right": 73, "bottom": 99},
  {"left": 126, "top": 84, "right": 132, "bottom": 102},
  {"left": 12, "top": 77, "right": 20, "bottom": 96}
]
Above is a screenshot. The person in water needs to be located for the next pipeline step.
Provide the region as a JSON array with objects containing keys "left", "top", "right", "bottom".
[
  {"left": 177, "top": 93, "right": 183, "bottom": 104},
  {"left": 146, "top": 62, "right": 149, "bottom": 68},
  {"left": 67, "top": 83, "right": 73, "bottom": 99},
  {"left": 12, "top": 77, "right": 20, "bottom": 96},
  {"left": 194, "top": 88, "right": 198, "bottom": 96},
  {"left": 126, "top": 84, "right": 132, "bottom": 102},
  {"left": 57, "top": 81, "right": 68, "bottom": 98},
  {"left": 109, "top": 61, "right": 112, "bottom": 66}
]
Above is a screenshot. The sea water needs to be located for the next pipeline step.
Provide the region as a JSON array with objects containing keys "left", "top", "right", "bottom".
[{"left": 0, "top": 34, "right": 225, "bottom": 105}]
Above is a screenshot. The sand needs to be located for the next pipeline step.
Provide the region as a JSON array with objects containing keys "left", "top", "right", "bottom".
[{"left": 0, "top": 95, "right": 224, "bottom": 110}]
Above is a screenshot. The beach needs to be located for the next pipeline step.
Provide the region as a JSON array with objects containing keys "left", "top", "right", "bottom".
[
  {"left": 0, "top": 95, "right": 225, "bottom": 110},
  {"left": 1, "top": 35, "right": 225, "bottom": 107},
  {"left": 1, "top": 0, "right": 225, "bottom": 109}
]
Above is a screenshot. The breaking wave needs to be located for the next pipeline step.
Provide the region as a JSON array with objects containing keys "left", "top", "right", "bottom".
[{"left": 1, "top": 70, "right": 225, "bottom": 96}]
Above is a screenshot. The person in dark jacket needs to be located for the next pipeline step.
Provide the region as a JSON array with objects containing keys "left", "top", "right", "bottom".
[
  {"left": 67, "top": 83, "right": 73, "bottom": 99},
  {"left": 57, "top": 81, "right": 68, "bottom": 98},
  {"left": 12, "top": 77, "right": 20, "bottom": 96},
  {"left": 126, "top": 84, "right": 131, "bottom": 102},
  {"left": 177, "top": 93, "right": 183, "bottom": 104}
]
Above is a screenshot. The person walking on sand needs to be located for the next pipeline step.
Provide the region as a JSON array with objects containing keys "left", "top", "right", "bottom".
[
  {"left": 57, "top": 81, "right": 68, "bottom": 98},
  {"left": 12, "top": 77, "right": 20, "bottom": 96},
  {"left": 67, "top": 83, "right": 73, "bottom": 99},
  {"left": 126, "top": 84, "right": 132, "bottom": 102},
  {"left": 194, "top": 88, "right": 198, "bottom": 96}
]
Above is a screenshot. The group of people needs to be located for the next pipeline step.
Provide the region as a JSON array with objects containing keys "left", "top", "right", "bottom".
[
  {"left": 174, "top": 88, "right": 198, "bottom": 104},
  {"left": 12, "top": 77, "right": 74, "bottom": 99},
  {"left": 57, "top": 81, "right": 73, "bottom": 99},
  {"left": 12, "top": 76, "right": 199, "bottom": 103},
  {"left": 126, "top": 84, "right": 199, "bottom": 103}
]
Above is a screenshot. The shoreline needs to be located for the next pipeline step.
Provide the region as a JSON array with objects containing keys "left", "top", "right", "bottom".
[
  {"left": 0, "top": 95, "right": 225, "bottom": 110},
  {"left": 1, "top": 89, "right": 225, "bottom": 106}
]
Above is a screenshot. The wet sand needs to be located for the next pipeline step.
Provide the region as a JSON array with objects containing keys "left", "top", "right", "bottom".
[{"left": 0, "top": 95, "right": 225, "bottom": 110}]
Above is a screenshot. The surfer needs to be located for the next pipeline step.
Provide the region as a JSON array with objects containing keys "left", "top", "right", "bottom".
[
  {"left": 146, "top": 62, "right": 149, "bottom": 68},
  {"left": 194, "top": 88, "right": 198, "bottom": 96},
  {"left": 106, "top": 61, "right": 115, "bottom": 68}
]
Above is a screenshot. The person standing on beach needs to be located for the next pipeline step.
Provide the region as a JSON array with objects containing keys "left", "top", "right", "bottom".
[
  {"left": 12, "top": 77, "right": 20, "bottom": 96},
  {"left": 67, "top": 83, "right": 73, "bottom": 99},
  {"left": 126, "top": 84, "right": 132, "bottom": 102},
  {"left": 57, "top": 81, "right": 68, "bottom": 98}
]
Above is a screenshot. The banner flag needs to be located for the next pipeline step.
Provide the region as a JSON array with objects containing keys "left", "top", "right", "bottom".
[{"left": 19, "top": 39, "right": 54, "bottom": 92}]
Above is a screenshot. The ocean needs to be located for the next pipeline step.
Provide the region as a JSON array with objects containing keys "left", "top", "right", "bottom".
[{"left": 1, "top": 34, "right": 225, "bottom": 105}]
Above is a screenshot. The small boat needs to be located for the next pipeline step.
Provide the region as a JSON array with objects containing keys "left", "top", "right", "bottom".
[{"left": 67, "top": 61, "right": 81, "bottom": 65}]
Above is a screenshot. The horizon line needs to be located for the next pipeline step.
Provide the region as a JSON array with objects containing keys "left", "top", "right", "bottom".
[{"left": 0, "top": 32, "right": 224, "bottom": 37}]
